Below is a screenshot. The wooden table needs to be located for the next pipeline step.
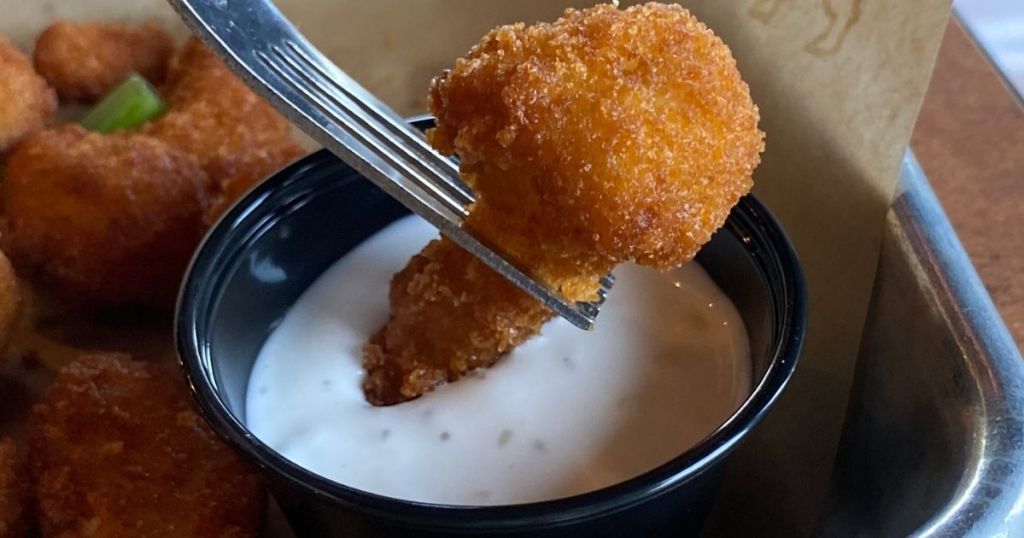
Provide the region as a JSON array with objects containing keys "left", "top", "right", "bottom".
[{"left": 911, "top": 19, "right": 1024, "bottom": 346}]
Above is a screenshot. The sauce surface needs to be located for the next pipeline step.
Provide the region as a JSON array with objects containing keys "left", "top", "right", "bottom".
[{"left": 246, "top": 216, "right": 751, "bottom": 505}]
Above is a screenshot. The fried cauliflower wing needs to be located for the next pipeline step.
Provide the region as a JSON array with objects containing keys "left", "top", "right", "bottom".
[
  {"left": 0, "top": 438, "right": 29, "bottom": 538},
  {"left": 30, "top": 353, "right": 264, "bottom": 538},
  {"left": 363, "top": 3, "right": 764, "bottom": 405},
  {"left": 146, "top": 38, "right": 305, "bottom": 222},
  {"left": 363, "top": 238, "right": 552, "bottom": 405},
  {"left": 33, "top": 21, "right": 174, "bottom": 102},
  {"left": 4, "top": 37, "right": 306, "bottom": 307},
  {"left": 0, "top": 34, "right": 57, "bottom": 153},
  {"left": 2, "top": 125, "right": 213, "bottom": 307},
  {"left": 0, "top": 250, "right": 21, "bottom": 350}
]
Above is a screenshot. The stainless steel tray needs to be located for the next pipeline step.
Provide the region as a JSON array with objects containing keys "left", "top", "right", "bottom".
[
  {"left": 703, "top": 152, "right": 1024, "bottom": 537},
  {"left": 824, "top": 152, "right": 1024, "bottom": 537}
]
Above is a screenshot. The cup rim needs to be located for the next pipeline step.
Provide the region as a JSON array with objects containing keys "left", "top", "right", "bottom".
[{"left": 176, "top": 130, "right": 806, "bottom": 531}]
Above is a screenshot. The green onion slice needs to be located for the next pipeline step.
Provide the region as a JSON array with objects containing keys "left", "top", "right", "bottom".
[{"left": 80, "top": 73, "right": 167, "bottom": 133}]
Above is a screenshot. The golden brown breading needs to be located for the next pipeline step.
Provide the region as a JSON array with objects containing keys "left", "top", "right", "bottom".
[
  {"left": 0, "top": 250, "right": 21, "bottom": 350},
  {"left": 0, "top": 34, "right": 57, "bottom": 153},
  {"left": 30, "top": 353, "right": 265, "bottom": 538},
  {"left": 364, "top": 3, "right": 764, "bottom": 404},
  {"left": 363, "top": 238, "right": 552, "bottom": 405},
  {"left": 33, "top": 21, "right": 174, "bottom": 102},
  {"left": 2, "top": 125, "right": 213, "bottom": 307},
  {"left": 147, "top": 37, "right": 304, "bottom": 221},
  {"left": 0, "top": 438, "right": 29, "bottom": 538},
  {"left": 431, "top": 3, "right": 765, "bottom": 288},
  {"left": 159, "top": 35, "right": 233, "bottom": 109},
  {"left": 202, "top": 141, "right": 306, "bottom": 223}
]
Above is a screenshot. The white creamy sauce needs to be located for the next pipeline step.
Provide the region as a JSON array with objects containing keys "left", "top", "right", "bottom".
[{"left": 246, "top": 216, "right": 751, "bottom": 506}]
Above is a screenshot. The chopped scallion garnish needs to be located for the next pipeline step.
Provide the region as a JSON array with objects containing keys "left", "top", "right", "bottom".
[{"left": 80, "top": 73, "right": 166, "bottom": 133}]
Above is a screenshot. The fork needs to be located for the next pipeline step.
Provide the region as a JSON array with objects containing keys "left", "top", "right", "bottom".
[{"left": 167, "top": 0, "right": 613, "bottom": 330}]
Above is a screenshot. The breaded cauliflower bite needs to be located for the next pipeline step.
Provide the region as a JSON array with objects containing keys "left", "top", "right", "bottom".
[
  {"left": 363, "top": 3, "right": 764, "bottom": 405},
  {"left": 33, "top": 21, "right": 174, "bottom": 102},
  {"left": 363, "top": 238, "right": 552, "bottom": 405},
  {"left": 2, "top": 36, "right": 304, "bottom": 308},
  {"left": 146, "top": 38, "right": 305, "bottom": 222},
  {"left": 0, "top": 438, "right": 29, "bottom": 538},
  {"left": 0, "top": 249, "right": 21, "bottom": 349},
  {"left": 30, "top": 354, "right": 265, "bottom": 538},
  {"left": 0, "top": 34, "right": 57, "bottom": 153},
  {"left": 2, "top": 125, "right": 213, "bottom": 307}
]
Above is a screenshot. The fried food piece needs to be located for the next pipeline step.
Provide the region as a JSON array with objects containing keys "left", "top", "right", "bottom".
[
  {"left": 363, "top": 238, "right": 552, "bottom": 405},
  {"left": 146, "top": 38, "right": 304, "bottom": 222},
  {"left": 432, "top": 3, "right": 765, "bottom": 290},
  {"left": 0, "top": 34, "right": 57, "bottom": 153},
  {"left": 0, "top": 250, "right": 21, "bottom": 350},
  {"left": 5, "top": 38, "right": 303, "bottom": 306},
  {"left": 2, "top": 125, "right": 213, "bottom": 307},
  {"left": 30, "top": 353, "right": 264, "bottom": 538},
  {"left": 364, "top": 3, "right": 764, "bottom": 405},
  {"left": 33, "top": 21, "right": 174, "bottom": 102},
  {"left": 0, "top": 439, "right": 29, "bottom": 538},
  {"left": 201, "top": 138, "right": 306, "bottom": 223}
]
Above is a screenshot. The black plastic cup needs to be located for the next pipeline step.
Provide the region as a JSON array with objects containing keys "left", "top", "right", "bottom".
[{"left": 176, "top": 120, "right": 806, "bottom": 537}]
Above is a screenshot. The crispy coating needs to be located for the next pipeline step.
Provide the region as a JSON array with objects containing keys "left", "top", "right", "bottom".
[
  {"left": 146, "top": 38, "right": 304, "bottom": 222},
  {"left": 33, "top": 21, "right": 174, "bottom": 102},
  {"left": 431, "top": 3, "right": 764, "bottom": 287},
  {"left": 0, "top": 438, "right": 29, "bottom": 538},
  {"left": 202, "top": 144, "right": 305, "bottom": 222},
  {"left": 0, "top": 34, "right": 57, "bottom": 153},
  {"left": 2, "top": 125, "right": 213, "bottom": 307},
  {"left": 0, "top": 250, "right": 20, "bottom": 350},
  {"left": 364, "top": 3, "right": 764, "bottom": 404},
  {"left": 363, "top": 238, "right": 552, "bottom": 405},
  {"left": 30, "top": 353, "right": 264, "bottom": 538}
]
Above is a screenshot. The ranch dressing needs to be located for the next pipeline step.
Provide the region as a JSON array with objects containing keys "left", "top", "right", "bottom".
[{"left": 246, "top": 216, "right": 751, "bottom": 505}]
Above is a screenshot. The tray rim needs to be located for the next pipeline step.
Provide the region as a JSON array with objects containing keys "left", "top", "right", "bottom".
[{"left": 895, "top": 151, "right": 1024, "bottom": 537}]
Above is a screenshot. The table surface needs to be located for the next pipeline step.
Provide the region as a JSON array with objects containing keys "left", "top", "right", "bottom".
[
  {"left": 910, "top": 17, "right": 1024, "bottom": 347},
  {"left": 954, "top": 0, "right": 1024, "bottom": 100}
]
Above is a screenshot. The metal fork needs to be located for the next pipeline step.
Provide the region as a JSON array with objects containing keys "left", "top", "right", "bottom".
[{"left": 168, "top": 0, "right": 613, "bottom": 330}]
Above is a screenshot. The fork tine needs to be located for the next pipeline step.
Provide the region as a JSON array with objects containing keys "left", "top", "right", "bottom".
[
  {"left": 281, "top": 41, "right": 475, "bottom": 205},
  {"left": 260, "top": 48, "right": 470, "bottom": 220},
  {"left": 168, "top": 0, "right": 608, "bottom": 330},
  {"left": 580, "top": 302, "right": 601, "bottom": 318},
  {"left": 277, "top": 44, "right": 473, "bottom": 208},
  {"left": 266, "top": 46, "right": 470, "bottom": 216}
]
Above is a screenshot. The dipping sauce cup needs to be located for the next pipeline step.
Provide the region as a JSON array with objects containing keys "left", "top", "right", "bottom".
[{"left": 176, "top": 119, "right": 806, "bottom": 537}]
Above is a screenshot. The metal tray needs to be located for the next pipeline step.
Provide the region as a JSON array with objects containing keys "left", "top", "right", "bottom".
[{"left": 753, "top": 152, "right": 1024, "bottom": 537}]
